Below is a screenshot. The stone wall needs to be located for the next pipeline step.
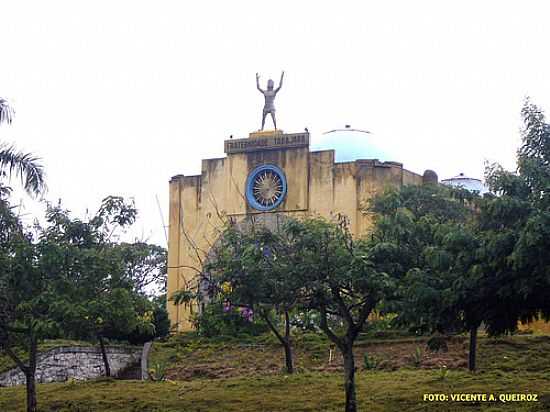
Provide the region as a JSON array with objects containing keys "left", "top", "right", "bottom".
[{"left": 0, "top": 346, "right": 141, "bottom": 387}]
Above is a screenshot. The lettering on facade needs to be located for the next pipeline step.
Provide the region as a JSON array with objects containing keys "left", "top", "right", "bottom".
[{"left": 224, "top": 133, "right": 309, "bottom": 154}]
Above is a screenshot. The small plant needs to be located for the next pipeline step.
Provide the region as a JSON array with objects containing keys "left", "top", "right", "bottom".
[
  {"left": 412, "top": 346, "right": 423, "bottom": 367},
  {"left": 148, "top": 361, "right": 167, "bottom": 382},
  {"left": 437, "top": 364, "right": 449, "bottom": 381},
  {"left": 363, "top": 352, "right": 379, "bottom": 370}
]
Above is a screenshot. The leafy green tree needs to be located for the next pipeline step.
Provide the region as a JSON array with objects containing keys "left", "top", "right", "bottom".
[
  {"left": 41, "top": 197, "right": 154, "bottom": 376},
  {"left": 150, "top": 294, "right": 171, "bottom": 339},
  {"left": 372, "top": 96, "right": 550, "bottom": 371},
  {"left": 117, "top": 241, "right": 167, "bottom": 295},
  {"left": 284, "top": 216, "right": 393, "bottom": 412},
  {"left": 481, "top": 98, "right": 550, "bottom": 334},
  {"left": 177, "top": 220, "right": 302, "bottom": 374},
  {"left": 369, "top": 184, "right": 487, "bottom": 371},
  {"left": 0, "top": 193, "right": 59, "bottom": 412},
  {"left": 0, "top": 98, "right": 46, "bottom": 196}
]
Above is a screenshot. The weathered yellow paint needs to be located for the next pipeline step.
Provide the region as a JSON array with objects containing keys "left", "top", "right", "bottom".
[
  {"left": 167, "top": 131, "right": 430, "bottom": 331},
  {"left": 249, "top": 129, "right": 284, "bottom": 138}
]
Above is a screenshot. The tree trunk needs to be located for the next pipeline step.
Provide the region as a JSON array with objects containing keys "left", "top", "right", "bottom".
[
  {"left": 283, "top": 340, "right": 294, "bottom": 374},
  {"left": 260, "top": 309, "right": 294, "bottom": 374},
  {"left": 283, "top": 310, "right": 293, "bottom": 374},
  {"left": 98, "top": 335, "right": 111, "bottom": 377},
  {"left": 468, "top": 326, "right": 478, "bottom": 372},
  {"left": 25, "top": 371, "right": 37, "bottom": 412},
  {"left": 4, "top": 343, "right": 37, "bottom": 412},
  {"left": 342, "top": 345, "right": 357, "bottom": 412},
  {"left": 25, "top": 336, "right": 38, "bottom": 412}
]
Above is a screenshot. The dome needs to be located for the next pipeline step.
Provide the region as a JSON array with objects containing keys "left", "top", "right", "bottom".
[
  {"left": 441, "top": 173, "right": 489, "bottom": 195},
  {"left": 310, "top": 127, "right": 391, "bottom": 162},
  {"left": 423, "top": 170, "right": 439, "bottom": 185}
]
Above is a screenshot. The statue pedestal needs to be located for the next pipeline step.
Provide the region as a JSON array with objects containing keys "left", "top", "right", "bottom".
[
  {"left": 224, "top": 130, "right": 309, "bottom": 154},
  {"left": 249, "top": 129, "right": 285, "bottom": 139}
]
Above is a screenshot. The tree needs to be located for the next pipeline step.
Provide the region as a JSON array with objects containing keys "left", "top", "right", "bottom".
[
  {"left": 284, "top": 216, "right": 393, "bottom": 412},
  {"left": 1, "top": 193, "right": 162, "bottom": 412},
  {"left": 150, "top": 294, "right": 171, "bottom": 339},
  {"left": 402, "top": 222, "right": 485, "bottom": 371},
  {"left": 0, "top": 192, "right": 59, "bottom": 412},
  {"left": 369, "top": 184, "right": 487, "bottom": 371},
  {"left": 117, "top": 241, "right": 167, "bottom": 295},
  {"left": 175, "top": 218, "right": 302, "bottom": 374},
  {"left": 480, "top": 98, "right": 550, "bottom": 335},
  {"left": 370, "top": 96, "right": 550, "bottom": 372},
  {"left": 208, "top": 220, "right": 303, "bottom": 373},
  {"left": 41, "top": 196, "right": 154, "bottom": 376},
  {"left": 0, "top": 98, "right": 46, "bottom": 196}
]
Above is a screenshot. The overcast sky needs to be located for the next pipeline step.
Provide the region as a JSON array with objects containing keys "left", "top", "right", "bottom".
[{"left": 1, "top": 1, "right": 550, "bottom": 246}]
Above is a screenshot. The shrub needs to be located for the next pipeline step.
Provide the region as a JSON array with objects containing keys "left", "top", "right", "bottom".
[
  {"left": 363, "top": 352, "right": 379, "bottom": 370},
  {"left": 412, "top": 346, "right": 423, "bottom": 367},
  {"left": 361, "top": 314, "right": 412, "bottom": 339},
  {"left": 437, "top": 364, "right": 449, "bottom": 380},
  {"left": 427, "top": 335, "right": 448, "bottom": 352},
  {"left": 192, "top": 301, "right": 268, "bottom": 337},
  {"left": 290, "top": 310, "right": 321, "bottom": 332},
  {"left": 148, "top": 361, "right": 167, "bottom": 381},
  {"left": 152, "top": 304, "right": 171, "bottom": 338}
]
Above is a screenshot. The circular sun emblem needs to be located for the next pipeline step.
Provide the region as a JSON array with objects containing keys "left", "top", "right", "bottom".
[{"left": 245, "top": 164, "right": 287, "bottom": 211}]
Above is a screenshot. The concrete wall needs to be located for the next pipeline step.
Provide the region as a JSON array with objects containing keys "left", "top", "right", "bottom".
[
  {"left": 167, "top": 132, "right": 427, "bottom": 331},
  {"left": 0, "top": 346, "right": 141, "bottom": 387}
]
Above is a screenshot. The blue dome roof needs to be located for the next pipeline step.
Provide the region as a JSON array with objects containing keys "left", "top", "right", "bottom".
[{"left": 310, "top": 130, "right": 391, "bottom": 162}]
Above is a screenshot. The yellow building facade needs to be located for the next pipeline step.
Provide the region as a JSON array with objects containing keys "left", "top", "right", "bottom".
[{"left": 167, "top": 130, "right": 437, "bottom": 331}]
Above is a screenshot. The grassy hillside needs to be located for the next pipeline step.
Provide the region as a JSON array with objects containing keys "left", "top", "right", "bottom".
[
  {"left": 0, "top": 369, "right": 548, "bottom": 411},
  {"left": 1, "top": 334, "right": 549, "bottom": 411},
  {"left": 148, "top": 333, "right": 550, "bottom": 379}
]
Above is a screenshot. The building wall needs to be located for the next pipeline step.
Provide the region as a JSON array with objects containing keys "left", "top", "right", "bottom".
[{"left": 167, "top": 133, "right": 426, "bottom": 331}]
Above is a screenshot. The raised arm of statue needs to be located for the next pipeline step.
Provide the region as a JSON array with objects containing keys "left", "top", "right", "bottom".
[
  {"left": 256, "top": 73, "right": 264, "bottom": 93},
  {"left": 275, "top": 71, "right": 284, "bottom": 93}
]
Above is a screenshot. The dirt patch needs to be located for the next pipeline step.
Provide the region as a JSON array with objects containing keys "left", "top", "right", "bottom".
[
  {"left": 164, "top": 337, "right": 472, "bottom": 380},
  {"left": 355, "top": 338, "right": 468, "bottom": 370},
  {"left": 311, "top": 338, "right": 468, "bottom": 372}
]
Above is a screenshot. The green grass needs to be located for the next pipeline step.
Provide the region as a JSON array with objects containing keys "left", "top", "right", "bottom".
[
  {"left": 2, "top": 334, "right": 549, "bottom": 411},
  {"left": 0, "top": 369, "right": 548, "bottom": 411},
  {"left": 148, "top": 333, "right": 550, "bottom": 379},
  {"left": 478, "top": 336, "right": 550, "bottom": 373}
]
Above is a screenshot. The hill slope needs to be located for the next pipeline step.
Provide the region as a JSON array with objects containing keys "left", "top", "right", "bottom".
[{"left": 1, "top": 334, "right": 549, "bottom": 411}]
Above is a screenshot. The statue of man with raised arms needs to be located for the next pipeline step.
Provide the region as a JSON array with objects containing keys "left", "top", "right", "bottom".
[{"left": 256, "top": 71, "right": 284, "bottom": 130}]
